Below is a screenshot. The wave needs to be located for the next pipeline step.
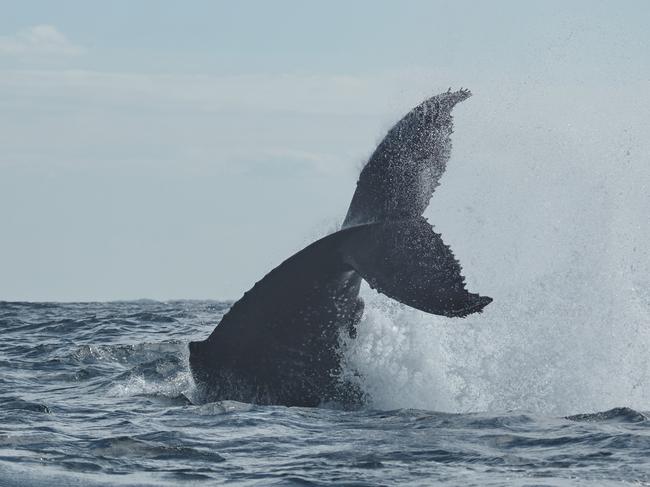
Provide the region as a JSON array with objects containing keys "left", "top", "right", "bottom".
[{"left": 567, "top": 407, "right": 648, "bottom": 423}]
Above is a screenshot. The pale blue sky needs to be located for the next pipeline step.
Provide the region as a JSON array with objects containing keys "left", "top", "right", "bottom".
[{"left": 1, "top": 1, "right": 649, "bottom": 301}]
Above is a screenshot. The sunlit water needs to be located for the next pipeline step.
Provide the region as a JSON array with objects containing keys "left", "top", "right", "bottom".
[{"left": 2, "top": 300, "right": 650, "bottom": 486}]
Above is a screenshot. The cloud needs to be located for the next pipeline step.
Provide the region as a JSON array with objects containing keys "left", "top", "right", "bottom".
[
  {"left": 0, "top": 67, "right": 451, "bottom": 118},
  {"left": 0, "top": 25, "right": 85, "bottom": 56}
]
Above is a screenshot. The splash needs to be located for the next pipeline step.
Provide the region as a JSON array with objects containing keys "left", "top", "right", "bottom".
[
  {"left": 104, "top": 340, "right": 200, "bottom": 402},
  {"left": 339, "top": 93, "right": 650, "bottom": 416},
  {"left": 343, "top": 263, "right": 650, "bottom": 415}
]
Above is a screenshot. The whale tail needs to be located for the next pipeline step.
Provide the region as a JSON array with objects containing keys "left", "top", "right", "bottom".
[
  {"left": 340, "top": 88, "right": 491, "bottom": 316},
  {"left": 189, "top": 89, "right": 492, "bottom": 406},
  {"left": 341, "top": 88, "right": 490, "bottom": 316},
  {"left": 190, "top": 216, "right": 489, "bottom": 405}
]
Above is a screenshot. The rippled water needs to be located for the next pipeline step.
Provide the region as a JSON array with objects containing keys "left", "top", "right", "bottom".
[{"left": 2, "top": 300, "right": 650, "bottom": 486}]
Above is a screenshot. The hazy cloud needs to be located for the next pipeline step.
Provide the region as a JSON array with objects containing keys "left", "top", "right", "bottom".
[
  {"left": 0, "top": 68, "right": 443, "bottom": 116},
  {"left": 0, "top": 25, "right": 85, "bottom": 56}
]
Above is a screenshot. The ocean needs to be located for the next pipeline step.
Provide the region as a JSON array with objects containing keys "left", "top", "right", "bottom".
[{"left": 1, "top": 299, "right": 650, "bottom": 486}]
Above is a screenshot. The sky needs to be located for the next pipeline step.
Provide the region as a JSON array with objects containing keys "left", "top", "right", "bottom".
[{"left": 0, "top": 1, "right": 649, "bottom": 301}]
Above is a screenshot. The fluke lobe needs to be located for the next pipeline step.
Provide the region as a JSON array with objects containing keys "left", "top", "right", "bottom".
[{"left": 189, "top": 89, "right": 492, "bottom": 407}]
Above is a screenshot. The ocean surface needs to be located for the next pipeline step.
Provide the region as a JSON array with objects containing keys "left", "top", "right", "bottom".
[{"left": 2, "top": 299, "right": 650, "bottom": 486}]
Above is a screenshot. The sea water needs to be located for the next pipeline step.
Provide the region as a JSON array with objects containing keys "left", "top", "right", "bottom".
[{"left": 2, "top": 298, "right": 650, "bottom": 486}]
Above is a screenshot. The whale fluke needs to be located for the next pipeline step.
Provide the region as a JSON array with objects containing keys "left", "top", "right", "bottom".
[
  {"left": 341, "top": 216, "right": 492, "bottom": 317},
  {"left": 343, "top": 89, "right": 471, "bottom": 228},
  {"left": 189, "top": 89, "right": 491, "bottom": 407}
]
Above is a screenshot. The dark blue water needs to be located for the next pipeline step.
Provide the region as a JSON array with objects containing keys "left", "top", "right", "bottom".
[{"left": 1, "top": 300, "right": 650, "bottom": 486}]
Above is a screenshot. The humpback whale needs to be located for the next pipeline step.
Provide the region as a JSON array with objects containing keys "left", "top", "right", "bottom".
[{"left": 189, "top": 89, "right": 492, "bottom": 407}]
